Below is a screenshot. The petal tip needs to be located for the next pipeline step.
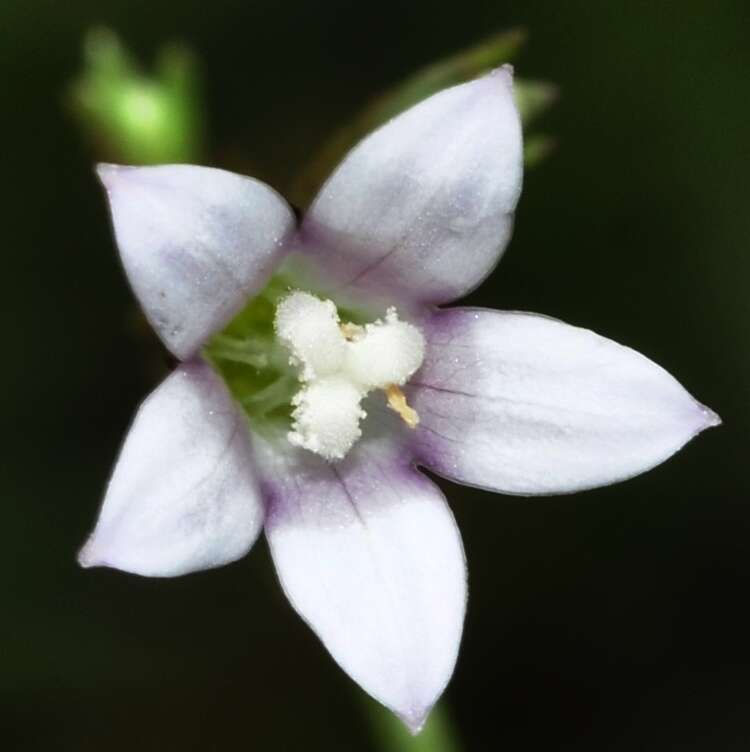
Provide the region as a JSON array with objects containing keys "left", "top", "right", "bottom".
[
  {"left": 95, "top": 162, "right": 130, "bottom": 189},
  {"left": 397, "top": 705, "right": 431, "bottom": 736},
  {"left": 489, "top": 63, "right": 515, "bottom": 88},
  {"left": 698, "top": 404, "right": 722, "bottom": 430},
  {"left": 77, "top": 538, "right": 104, "bottom": 569}
]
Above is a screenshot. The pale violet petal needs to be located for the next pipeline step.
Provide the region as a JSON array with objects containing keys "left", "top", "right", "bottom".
[
  {"left": 410, "top": 308, "right": 720, "bottom": 495},
  {"left": 98, "top": 164, "right": 295, "bottom": 359},
  {"left": 299, "top": 67, "right": 522, "bottom": 306},
  {"left": 256, "top": 433, "right": 467, "bottom": 732},
  {"left": 78, "top": 360, "right": 264, "bottom": 577}
]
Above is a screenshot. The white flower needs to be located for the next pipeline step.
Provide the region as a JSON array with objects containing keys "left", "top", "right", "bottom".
[{"left": 78, "top": 67, "right": 719, "bottom": 733}]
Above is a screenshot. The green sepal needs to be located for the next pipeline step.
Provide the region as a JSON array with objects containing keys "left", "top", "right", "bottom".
[
  {"left": 514, "top": 78, "right": 559, "bottom": 125},
  {"left": 524, "top": 134, "right": 557, "bottom": 167}
]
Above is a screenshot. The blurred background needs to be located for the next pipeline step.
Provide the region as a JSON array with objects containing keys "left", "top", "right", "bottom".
[{"left": 1, "top": 1, "right": 748, "bottom": 749}]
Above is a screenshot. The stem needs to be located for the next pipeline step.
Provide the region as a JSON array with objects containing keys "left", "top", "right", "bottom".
[{"left": 365, "top": 700, "right": 464, "bottom": 752}]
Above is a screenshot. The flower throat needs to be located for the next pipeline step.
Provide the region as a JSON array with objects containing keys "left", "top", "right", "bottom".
[{"left": 204, "top": 277, "right": 424, "bottom": 460}]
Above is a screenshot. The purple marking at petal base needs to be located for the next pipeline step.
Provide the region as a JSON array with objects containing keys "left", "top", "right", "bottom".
[{"left": 254, "top": 430, "right": 466, "bottom": 732}]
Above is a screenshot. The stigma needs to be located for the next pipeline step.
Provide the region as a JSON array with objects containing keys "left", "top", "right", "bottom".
[{"left": 274, "top": 291, "right": 425, "bottom": 460}]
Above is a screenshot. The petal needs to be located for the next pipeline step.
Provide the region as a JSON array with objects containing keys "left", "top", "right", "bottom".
[
  {"left": 299, "top": 67, "right": 522, "bottom": 306},
  {"left": 98, "top": 164, "right": 295, "bottom": 359},
  {"left": 256, "top": 433, "right": 467, "bottom": 732},
  {"left": 78, "top": 360, "right": 264, "bottom": 577},
  {"left": 410, "top": 308, "right": 720, "bottom": 495}
]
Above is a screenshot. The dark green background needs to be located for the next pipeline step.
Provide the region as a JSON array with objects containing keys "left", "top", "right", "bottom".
[{"left": 2, "top": 1, "right": 747, "bottom": 749}]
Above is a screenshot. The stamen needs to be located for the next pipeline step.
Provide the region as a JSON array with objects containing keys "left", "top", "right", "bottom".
[
  {"left": 288, "top": 376, "right": 365, "bottom": 460},
  {"left": 339, "top": 322, "right": 364, "bottom": 341},
  {"left": 275, "top": 291, "right": 346, "bottom": 380},
  {"left": 274, "top": 291, "right": 425, "bottom": 460},
  {"left": 345, "top": 309, "right": 425, "bottom": 390},
  {"left": 386, "top": 384, "right": 420, "bottom": 429}
]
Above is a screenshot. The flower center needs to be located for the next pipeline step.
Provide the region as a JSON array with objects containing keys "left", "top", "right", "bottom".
[
  {"left": 274, "top": 291, "right": 425, "bottom": 460},
  {"left": 205, "top": 278, "right": 425, "bottom": 461}
]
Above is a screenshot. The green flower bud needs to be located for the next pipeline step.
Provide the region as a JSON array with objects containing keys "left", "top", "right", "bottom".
[{"left": 68, "top": 28, "right": 204, "bottom": 164}]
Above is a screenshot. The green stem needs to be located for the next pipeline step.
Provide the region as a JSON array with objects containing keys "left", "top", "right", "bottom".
[{"left": 366, "top": 700, "right": 464, "bottom": 752}]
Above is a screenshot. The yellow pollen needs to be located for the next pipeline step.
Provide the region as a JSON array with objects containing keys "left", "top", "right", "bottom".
[
  {"left": 386, "top": 384, "right": 420, "bottom": 429},
  {"left": 339, "top": 321, "right": 363, "bottom": 341}
]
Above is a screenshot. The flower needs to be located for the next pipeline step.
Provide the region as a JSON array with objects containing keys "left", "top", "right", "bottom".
[{"left": 78, "top": 66, "right": 719, "bottom": 733}]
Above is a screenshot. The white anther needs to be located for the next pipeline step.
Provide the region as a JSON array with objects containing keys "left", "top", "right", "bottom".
[
  {"left": 275, "top": 291, "right": 425, "bottom": 461},
  {"left": 274, "top": 291, "right": 346, "bottom": 380},
  {"left": 345, "top": 308, "right": 425, "bottom": 390},
  {"left": 288, "top": 376, "right": 365, "bottom": 461}
]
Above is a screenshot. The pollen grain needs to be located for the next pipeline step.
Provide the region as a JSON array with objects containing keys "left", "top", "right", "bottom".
[{"left": 386, "top": 384, "right": 420, "bottom": 429}]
